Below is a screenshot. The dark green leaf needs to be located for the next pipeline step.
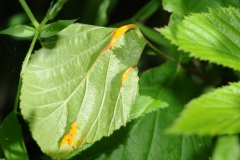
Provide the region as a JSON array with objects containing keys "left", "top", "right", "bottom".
[
  {"left": 212, "top": 135, "right": 240, "bottom": 160},
  {"left": 0, "top": 112, "right": 29, "bottom": 160},
  {"left": 159, "top": 7, "right": 240, "bottom": 71},
  {"left": 0, "top": 25, "right": 35, "bottom": 37},
  {"left": 20, "top": 23, "right": 147, "bottom": 159},
  {"left": 40, "top": 19, "right": 77, "bottom": 38}
]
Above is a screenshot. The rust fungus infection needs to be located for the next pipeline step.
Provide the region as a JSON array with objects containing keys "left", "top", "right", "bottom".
[
  {"left": 102, "top": 24, "right": 137, "bottom": 53},
  {"left": 60, "top": 120, "right": 77, "bottom": 148},
  {"left": 121, "top": 66, "right": 134, "bottom": 85}
]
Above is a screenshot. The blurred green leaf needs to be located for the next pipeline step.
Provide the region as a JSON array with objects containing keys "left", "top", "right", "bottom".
[
  {"left": 0, "top": 25, "right": 35, "bottom": 37},
  {"left": 40, "top": 19, "right": 77, "bottom": 38},
  {"left": 20, "top": 24, "right": 147, "bottom": 159},
  {"left": 7, "top": 13, "right": 28, "bottom": 26},
  {"left": 47, "top": 0, "right": 69, "bottom": 20},
  {"left": 0, "top": 112, "right": 29, "bottom": 160},
  {"left": 212, "top": 135, "right": 240, "bottom": 160},
  {"left": 94, "top": 0, "right": 110, "bottom": 26},
  {"left": 69, "top": 62, "right": 212, "bottom": 160},
  {"left": 168, "top": 82, "right": 240, "bottom": 135},
  {"left": 132, "top": 0, "right": 161, "bottom": 21},
  {"left": 159, "top": 7, "right": 240, "bottom": 71},
  {"left": 162, "top": 0, "right": 240, "bottom": 24}
]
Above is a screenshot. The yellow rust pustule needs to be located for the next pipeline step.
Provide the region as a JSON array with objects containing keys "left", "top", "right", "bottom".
[
  {"left": 121, "top": 66, "right": 134, "bottom": 85},
  {"left": 102, "top": 24, "right": 137, "bottom": 53},
  {"left": 60, "top": 120, "right": 77, "bottom": 148}
]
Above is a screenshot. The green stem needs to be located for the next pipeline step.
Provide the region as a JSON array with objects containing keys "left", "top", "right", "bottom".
[
  {"left": 20, "top": 32, "right": 39, "bottom": 76},
  {"left": 13, "top": 78, "right": 22, "bottom": 114},
  {"left": 19, "top": 0, "right": 39, "bottom": 28},
  {"left": 148, "top": 43, "right": 176, "bottom": 63}
]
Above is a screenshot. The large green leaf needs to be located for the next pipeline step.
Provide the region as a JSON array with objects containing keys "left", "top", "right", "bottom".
[
  {"left": 162, "top": 0, "right": 240, "bottom": 24},
  {"left": 212, "top": 135, "right": 240, "bottom": 160},
  {"left": 0, "top": 112, "right": 29, "bottom": 160},
  {"left": 20, "top": 23, "right": 147, "bottom": 159},
  {"left": 68, "top": 62, "right": 212, "bottom": 160},
  {"left": 168, "top": 82, "right": 240, "bottom": 135},
  {"left": 159, "top": 7, "right": 240, "bottom": 71}
]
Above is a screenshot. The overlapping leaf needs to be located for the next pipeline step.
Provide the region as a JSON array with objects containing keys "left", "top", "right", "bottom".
[
  {"left": 20, "top": 23, "right": 147, "bottom": 159},
  {"left": 168, "top": 82, "right": 240, "bottom": 135},
  {"left": 68, "top": 62, "right": 212, "bottom": 160},
  {"left": 159, "top": 7, "right": 240, "bottom": 71}
]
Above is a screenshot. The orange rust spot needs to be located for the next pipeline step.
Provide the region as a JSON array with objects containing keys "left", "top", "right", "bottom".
[
  {"left": 121, "top": 66, "right": 134, "bottom": 85},
  {"left": 60, "top": 120, "right": 77, "bottom": 147},
  {"left": 102, "top": 24, "right": 137, "bottom": 53}
]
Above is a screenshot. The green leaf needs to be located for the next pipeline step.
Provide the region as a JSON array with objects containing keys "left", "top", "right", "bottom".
[
  {"left": 168, "top": 82, "right": 240, "bottom": 135},
  {"left": 159, "top": 7, "right": 240, "bottom": 71},
  {"left": 47, "top": 0, "right": 69, "bottom": 20},
  {"left": 40, "top": 19, "right": 77, "bottom": 38},
  {"left": 94, "top": 0, "right": 110, "bottom": 26},
  {"left": 162, "top": 0, "right": 240, "bottom": 24},
  {"left": 0, "top": 25, "right": 35, "bottom": 37},
  {"left": 68, "top": 62, "right": 212, "bottom": 160},
  {"left": 212, "top": 135, "right": 240, "bottom": 160},
  {"left": 0, "top": 112, "right": 29, "bottom": 160},
  {"left": 20, "top": 23, "right": 147, "bottom": 159}
]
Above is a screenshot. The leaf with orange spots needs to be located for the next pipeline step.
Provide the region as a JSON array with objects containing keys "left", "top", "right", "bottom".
[{"left": 20, "top": 23, "right": 147, "bottom": 159}]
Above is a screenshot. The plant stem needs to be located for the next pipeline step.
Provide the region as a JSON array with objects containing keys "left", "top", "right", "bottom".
[
  {"left": 19, "top": 0, "right": 39, "bottom": 28},
  {"left": 20, "top": 32, "right": 39, "bottom": 76},
  {"left": 13, "top": 78, "right": 22, "bottom": 114}
]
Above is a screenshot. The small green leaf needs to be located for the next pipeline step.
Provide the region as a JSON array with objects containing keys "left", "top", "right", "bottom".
[
  {"left": 0, "top": 112, "right": 29, "bottom": 160},
  {"left": 94, "top": 0, "right": 110, "bottom": 26},
  {"left": 20, "top": 23, "right": 147, "bottom": 159},
  {"left": 70, "top": 62, "right": 212, "bottom": 160},
  {"left": 159, "top": 7, "right": 240, "bottom": 71},
  {"left": 47, "top": 0, "right": 69, "bottom": 20},
  {"left": 0, "top": 25, "right": 35, "bottom": 37},
  {"left": 40, "top": 19, "right": 77, "bottom": 38},
  {"left": 168, "top": 82, "right": 240, "bottom": 135},
  {"left": 212, "top": 135, "right": 240, "bottom": 160}
]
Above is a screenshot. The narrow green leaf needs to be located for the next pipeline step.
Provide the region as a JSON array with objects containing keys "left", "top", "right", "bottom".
[
  {"left": 47, "top": 0, "right": 69, "bottom": 20},
  {"left": 40, "top": 19, "right": 77, "bottom": 38},
  {"left": 0, "top": 112, "right": 29, "bottom": 160},
  {"left": 94, "top": 0, "right": 110, "bottom": 26},
  {"left": 20, "top": 23, "right": 147, "bottom": 159},
  {"left": 212, "top": 135, "right": 240, "bottom": 160},
  {"left": 132, "top": 0, "right": 161, "bottom": 21},
  {"left": 159, "top": 7, "right": 240, "bottom": 71},
  {"left": 69, "top": 62, "right": 212, "bottom": 160},
  {"left": 0, "top": 25, "right": 35, "bottom": 37},
  {"left": 168, "top": 82, "right": 240, "bottom": 135}
]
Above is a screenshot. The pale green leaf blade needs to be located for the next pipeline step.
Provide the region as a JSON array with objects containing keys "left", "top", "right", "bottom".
[
  {"left": 0, "top": 25, "right": 35, "bottom": 37},
  {"left": 212, "top": 135, "right": 240, "bottom": 160},
  {"left": 159, "top": 7, "right": 240, "bottom": 71},
  {"left": 20, "top": 23, "right": 147, "bottom": 159},
  {"left": 40, "top": 19, "right": 77, "bottom": 38},
  {"left": 0, "top": 112, "right": 29, "bottom": 160},
  {"left": 69, "top": 62, "right": 212, "bottom": 160},
  {"left": 168, "top": 82, "right": 240, "bottom": 135}
]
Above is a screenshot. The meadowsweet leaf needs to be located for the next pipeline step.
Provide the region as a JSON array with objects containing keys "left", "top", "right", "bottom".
[
  {"left": 168, "top": 82, "right": 240, "bottom": 135},
  {"left": 159, "top": 7, "right": 240, "bottom": 71},
  {"left": 0, "top": 25, "right": 35, "bottom": 37},
  {"left": 0, "top": 112, "right": 29, "bottom": 160},
  {"left": 20, "top": 23, "right": 147, "bottom": 159},
  {"left": 68, "top": 62, "right": 212, "bottom": 160},
  {"left": 212, "top": 135, "right": 240, "bottom": 160},
  {"left": 162, "top": 0, "right": 240, "bottom": 24}
]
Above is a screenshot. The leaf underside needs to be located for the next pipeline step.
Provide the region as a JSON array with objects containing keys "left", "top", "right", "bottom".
[{"left": 20, "top": 23, "right": 147, "bottom": 159}]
